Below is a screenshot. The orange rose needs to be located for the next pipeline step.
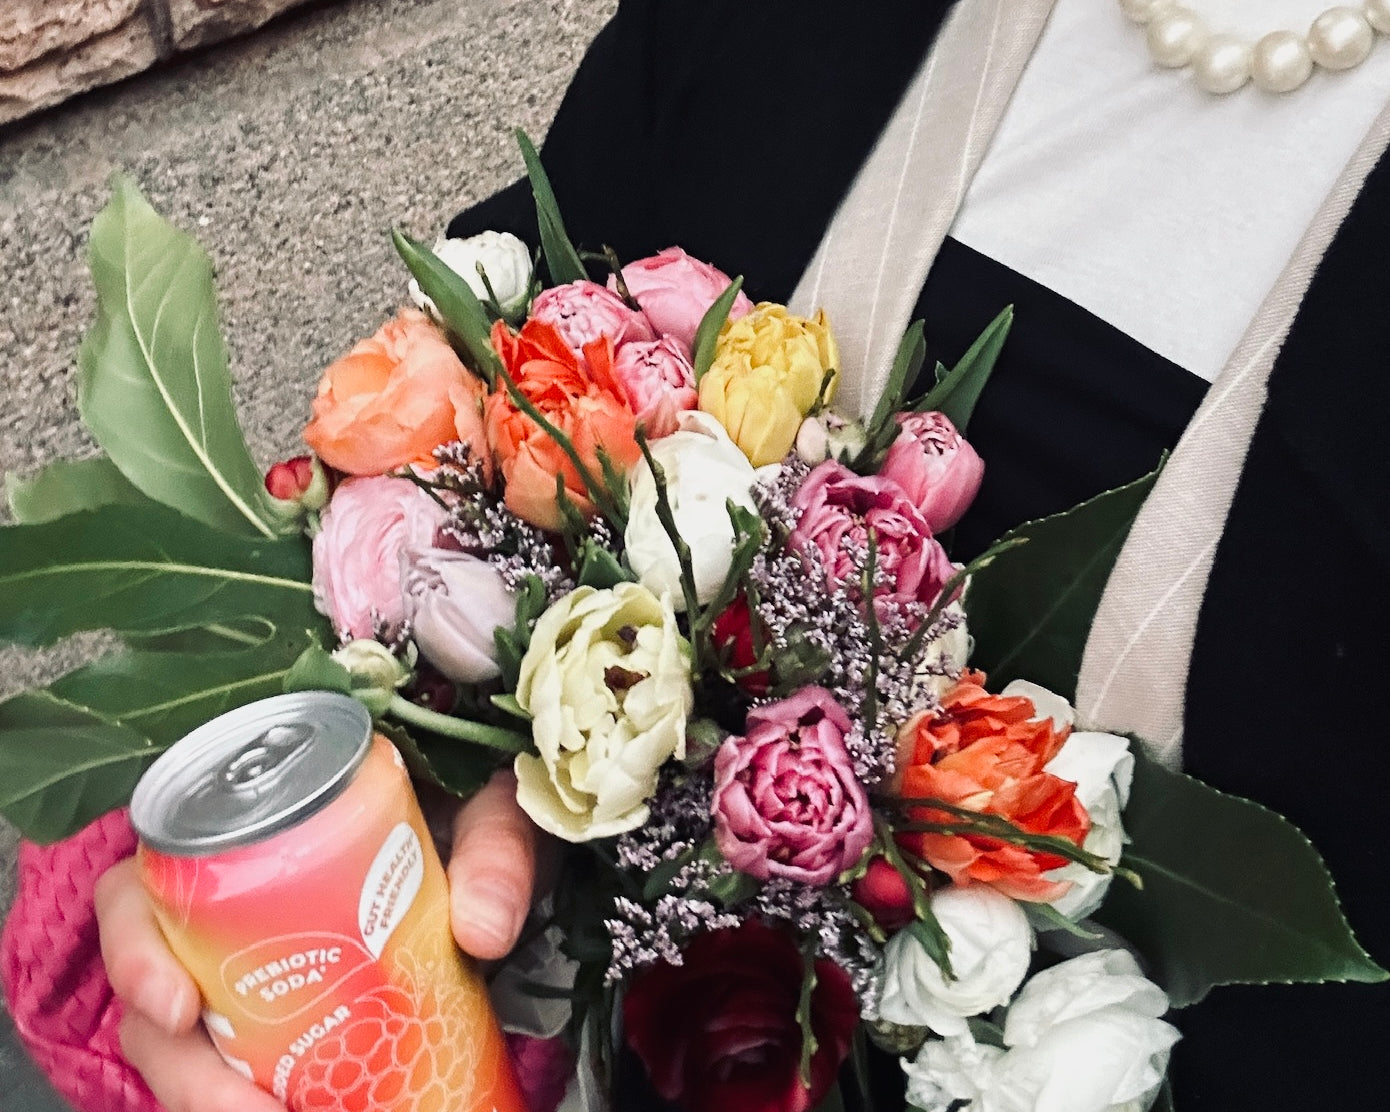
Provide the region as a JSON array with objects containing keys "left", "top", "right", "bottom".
[
  {"left": 485, "top": 319, "right": 640, "bottom": 531},
  {"left": 304, "top": 309, "right": 484, "bottom": 476},
  {"left": 894, "top": 670, "right": 1089, "bottom": 902}
]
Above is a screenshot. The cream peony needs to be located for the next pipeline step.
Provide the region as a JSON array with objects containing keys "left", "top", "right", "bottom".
[
  {"left": 624, "top": 411, "right": 759, "bottom": 610},
  {"left": 513, "top": 583, "right": 693, "bottom": 841}
]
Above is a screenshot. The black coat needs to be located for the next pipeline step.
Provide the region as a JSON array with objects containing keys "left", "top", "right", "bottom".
[{"left": 450, "top": 3, "right": 1390, "bottom": 1107}]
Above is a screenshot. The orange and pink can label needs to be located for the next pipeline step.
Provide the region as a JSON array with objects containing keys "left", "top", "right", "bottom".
[{"left": 131, "top": 692, "right": 527, "bottom": 1112}]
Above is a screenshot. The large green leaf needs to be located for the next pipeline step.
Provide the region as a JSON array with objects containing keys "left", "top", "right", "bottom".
[
  {"left": 917, "top": 305, "right": 1012, "bottom": 432},
  {"left": 48, "top": 628, "right": 324, "bottom": 748},
  {"left": 1097, "top": 752, "right": 1387, "bottom": 1007},
  {"left": 0, "top": 502, "right": 315, "bottom": 647},
  {"left": 516, "top": 129, "right": 587, "bottom": 285},
  {"left": 0, "top": 690, "right": 158, "bottom": 842},
  {"left": 5, "top": 456, "right": 147, "bottom": 524},
  {"left": 963, "top": 460, "right": 1162, "bottom": 700},
  {"left": 77, "top": 176, "right": 282, "bottom": 539}
]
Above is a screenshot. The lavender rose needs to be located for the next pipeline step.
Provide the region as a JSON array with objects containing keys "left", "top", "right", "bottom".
[
  {"left": 712, "top": 686, "right": 873, "bottom": 885},
  {"left": 878, "top": 411, "right": 984, "bottom": 533},
  {"left": 402, "top": 549, "right": 516, "bottom": 684},
  {"left": 611, "top": 247, "right": 754, "bottom": 353},
  {"left": 530, "top": 280, "right": 654, "bottom": 360},
  {"left": 789, "top": 461, "right": 956, "bottom": 616},
  {"left": 311, "top": 475, "right": 447, "bottom": 640}
]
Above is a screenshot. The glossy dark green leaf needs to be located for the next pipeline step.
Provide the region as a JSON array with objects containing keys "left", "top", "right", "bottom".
[
  {"left": 282, "top": 642, "right": 353, "bottom": 695},
  {"left": 691, "top": 275, "right": 746, "bottom": 384},
  {"left": 917, "top": 305, "right": 1012, "bottom": 432},
  {"left": 378, "top": 720, "right": 490, "bottom": 801},
  {"left": 964, "top": 459, "right": 1162, "bottom": 700},
  {"left": 5, "top": 456, "right": 147, "bottom": 524},
  {"left": 0, "top": 503, "right": 316, "bottom": 647},
  {"left": 516, "top": 129, "right": 587, "bottom": 284},
  {"left": 1099, "top": 751, "right": 1387, "bottom": 1007},
  {"left": 0, "top": 690, "right": 158, "bottom": 842},
  {"left": 391, "top": 229, "right": 504, "bottom": 385},
  {"left": 77, "top": 176, "right": 283, "bottom": 539}
]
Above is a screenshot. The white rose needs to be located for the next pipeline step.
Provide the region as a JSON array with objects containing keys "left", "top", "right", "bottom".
[
  {"left": 1000, "top": 679, "right": 1075, "bottom": 730},
  {"left": 879, "top": 885, "right": 1034, "bottom": 1036},
  {"left": 624, "top": 411, "right": 759, "bottom": 611},
  {"left": 402, "top": 549, "right": 516, "bottom": 684},
  {"left": 903, "top": 1035, "right": 1015, "bottom": 1112},
  {"left": 999, "top": 950, "right": 1179, "bottom": 1112},
  {"left": 409, "top": 230, "right": 532, "bottom": 318},
  {"left": 513, "top": 583, "right": 693, "bottom": 842},
  {"left": 1042, "top": 732, "right": 1135, "bottom": 920}
]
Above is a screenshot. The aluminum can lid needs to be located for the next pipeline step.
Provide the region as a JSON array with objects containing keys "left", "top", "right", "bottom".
[{"left": 130, "top": 691, "right": 372, "bottom": 855}]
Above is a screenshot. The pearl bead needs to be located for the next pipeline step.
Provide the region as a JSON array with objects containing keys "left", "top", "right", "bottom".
[
  {"left": 1308, "top": 7, "right": 1375, "bottom": 68},
  {"left": 1193, "top": 33, "right": 1254, "bottom": 93},
  {"left": 1368, "top": 0, "right": 1390, "bottom": 36},
  {"left": 1147, "top": 8, "right": 1209, "bottom": 67},
  {"left": 1252, "top": 30, "right": 1315, "bottom": 92},
  {"left": 1120, "top": 0, "right": 1176, "bottom": 24}
]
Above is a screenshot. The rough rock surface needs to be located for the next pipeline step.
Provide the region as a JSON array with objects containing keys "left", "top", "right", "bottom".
[
  {"left": 166, "top": 0, "right": 314, "bottom": 52},
  {"left": 0, "top": 0, "right": 143, "bottom": 73}
]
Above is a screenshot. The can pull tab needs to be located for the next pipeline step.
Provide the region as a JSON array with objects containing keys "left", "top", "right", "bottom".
[{"left": 221, "top": 723, "right": 315, "bottom": 791}]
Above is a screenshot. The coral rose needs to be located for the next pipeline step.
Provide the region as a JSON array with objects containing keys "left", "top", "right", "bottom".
[
  {"left": 485, "top": 318, "right": 640, "bottom": 531},
  {"left": 894, "top": 670, "right": 1090, "bottom": 902},
  {"left": 304, "top": 309, "right": 484, "bottom": 476},
  {"left": 623, "top": 920, "right": 858, "bottom": 1112}
]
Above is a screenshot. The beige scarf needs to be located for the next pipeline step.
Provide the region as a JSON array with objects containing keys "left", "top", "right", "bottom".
[{"left": 788, "top": 0, "right": 1390, "bottom": 766}]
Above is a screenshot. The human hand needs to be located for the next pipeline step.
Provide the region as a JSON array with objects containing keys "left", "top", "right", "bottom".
[{"left": 95, "top": 768, "right": 539, "bottom": 1112}]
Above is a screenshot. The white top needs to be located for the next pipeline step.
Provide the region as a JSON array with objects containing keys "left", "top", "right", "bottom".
[{"left": 950, "top": 0, "right": 1390, "bottom": 382}]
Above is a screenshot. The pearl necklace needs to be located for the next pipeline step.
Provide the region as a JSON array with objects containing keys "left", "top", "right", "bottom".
[{"left": 1120, "top": 0, "right": 1390, "bottom": 93}]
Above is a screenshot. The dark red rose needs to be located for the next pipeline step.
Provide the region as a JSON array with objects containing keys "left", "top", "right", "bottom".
[
  {"left": 623, "top": 920, "right": 859, "bottom": 1112},
  {"left": 850, "top": 856, "right": 917, "bottom": 932},
  {"left": 710, "top": 595, "right": 770, "bottom": 696}
]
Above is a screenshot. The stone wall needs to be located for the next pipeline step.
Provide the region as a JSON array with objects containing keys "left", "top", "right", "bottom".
[{"left": 0, "top": 0, "right": 321, "bottom": 126}]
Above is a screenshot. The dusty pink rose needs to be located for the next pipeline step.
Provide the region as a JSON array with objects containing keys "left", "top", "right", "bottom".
[
  {"left": 402, "top": 549, "right": 516, "bottom": 683},
  {"left": 789, "top": 461, "right": 956, "bottom": 616},
  {"left": 878, "top": 411, "right": 984, "bottom": 533},
  {"left": 612, "top": 247, "right": 755, "bottom": 353},
  {"left": 530, "top": 280, "right": 654, "bottom": 361},
  {"left": 312, "top": 475, "right": 447, "bottom": 639},
  {"left": 712, "top": 686, "right": 873, "bottom": 885},
  {"left": 611, "top": 336, "right": 698, "bottom": 438}
]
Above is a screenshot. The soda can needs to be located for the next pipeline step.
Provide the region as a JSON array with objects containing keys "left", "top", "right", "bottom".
[{"left": 130, "top": 691, "right": 527, "bottom": 1112}]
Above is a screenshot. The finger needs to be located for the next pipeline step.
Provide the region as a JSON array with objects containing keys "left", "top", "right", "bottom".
[
  {"left": 448, "top": 769, "right": 537, "bottom": 960},
  {"left": 95, "top": 858, "right": 200, "bottom": 1034},
  {"left": 119, "top": 1009, "right": 285, "bottom": 1112}
]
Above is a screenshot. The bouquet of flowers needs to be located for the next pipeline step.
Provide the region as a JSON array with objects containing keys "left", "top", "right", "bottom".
[{"left": 1, "top": 134, "right": 1384, "bottom": 1112}]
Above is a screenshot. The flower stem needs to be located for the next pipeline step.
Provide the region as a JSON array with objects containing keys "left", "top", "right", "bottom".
[{"left": 386, "top": 695, "right": 530, "bottom": 753}]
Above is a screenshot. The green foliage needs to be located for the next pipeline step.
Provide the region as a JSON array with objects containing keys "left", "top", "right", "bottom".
[
  {"left": 77, "top": 176, "right": 284, "bottom": 539},
  {"left": 1098, "top": 750, "right": 1388, "bottom": 1007},
  {"left": 692, "top": 275, "right": 746, "bottom": 383},
  {"left": 0, "top": 503, "right": 316, "bottom": 647},
  {"left": 5, "top": 456, "right": 146, "bottom": 524},
  {"left": 516, "top": 129, "right": 587, "bottom": 284},
  {"left": 853, "top": 321, "right": 928, "bottom": 473},
  {"left": 391, "top": 229, "right": 505, "bottom": 385},
  {"left": 964, "top": 460, "right": 1163, "bottom": 700},
  {"left": 0, "top": 691, "right": 158, "bottom": 842},
  {"left": 917, "top": 305, "right": 1013, "bottom": 432}
]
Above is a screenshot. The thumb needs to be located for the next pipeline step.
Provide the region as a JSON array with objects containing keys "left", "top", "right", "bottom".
[{"left": 447, "top": 768, "right": 538, "bottom": 960}]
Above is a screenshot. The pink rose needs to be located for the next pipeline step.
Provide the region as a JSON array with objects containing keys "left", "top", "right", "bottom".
[
  {"left": 611, "top": 247, "right": 755, "bottom": 353},
  {"left": 312, "top": 475, "right": 447, "bottom": 640},
  {"left": 402, "top": 549, "right": 516, "bottom": 683},
  {"left": 878, "top": 411, "right": 984, "bottom": 533},
  {"left": 712, "top": 686, "right": 873, "bottom": 886},
  {"left": 789, "top": 461, "right": 956, "bottom": 615},
  {"left": 530, "top": 280, "right": 654, "bottom": 361},
  {"left": 611, "top": 336, "right": 698, "bottom": 439}
]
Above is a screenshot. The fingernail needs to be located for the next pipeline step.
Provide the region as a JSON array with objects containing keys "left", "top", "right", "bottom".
[
  {"left": 454, "top": 880, "right": 523, "bottom": 953},
  {"left": 134, "top": 976, "right": 191, "bottom": 1033}
]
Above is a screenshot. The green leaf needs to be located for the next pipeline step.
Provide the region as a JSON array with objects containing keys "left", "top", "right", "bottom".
[
  {"left": 691, "top": 276, "right": 746, "bottom": 384},
  {"left": 5, "top": 456, "right": 148, "bottom": 524},
  {"left": 489, "top": 693, "right": 531, "bottom": 721},
  {"left": 49, "top": 632, "right": 320, "bottom": 749},
  {"left": 871, "top": 320, "right": 927, "bottom": 434},
  {"left": 964, "top": 459, "right": 1163, "bottom": 700},
  {"left": 391, "top": 229, "right": 504, "bottom": 385},
  {"left": 918, "top": 305, "right": 1013, "bottom": 432},
  {"left": 77, "top": 176, "right": 282, "bottom": 539},
  {"left": 1096, "top": 751, "right": 1387, "bottom": 1007},
  {"left": 516, "top": 129, "right": 586, "bottom": 284},
  {"left": 576, "top": 540, "right": 633, "bottom": 590},
  {"left": 283, "top": 642, "right": 353, "bottom": 695},
  {"left": 0, "top": 502, "right": 316, "bottom": 647},
  {"left": 0, "top": 690, "right": 157, "bottom": 842},
  {"left": 127, "top": 616, "right": 279, "bottom": 652},
  {"left": 377, "top": 720, "right": 491, "bottom": 801}
]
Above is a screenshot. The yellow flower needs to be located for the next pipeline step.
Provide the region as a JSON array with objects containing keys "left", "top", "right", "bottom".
[{"left": 698, "top": 304, "right": 839, "bottom": 466}]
